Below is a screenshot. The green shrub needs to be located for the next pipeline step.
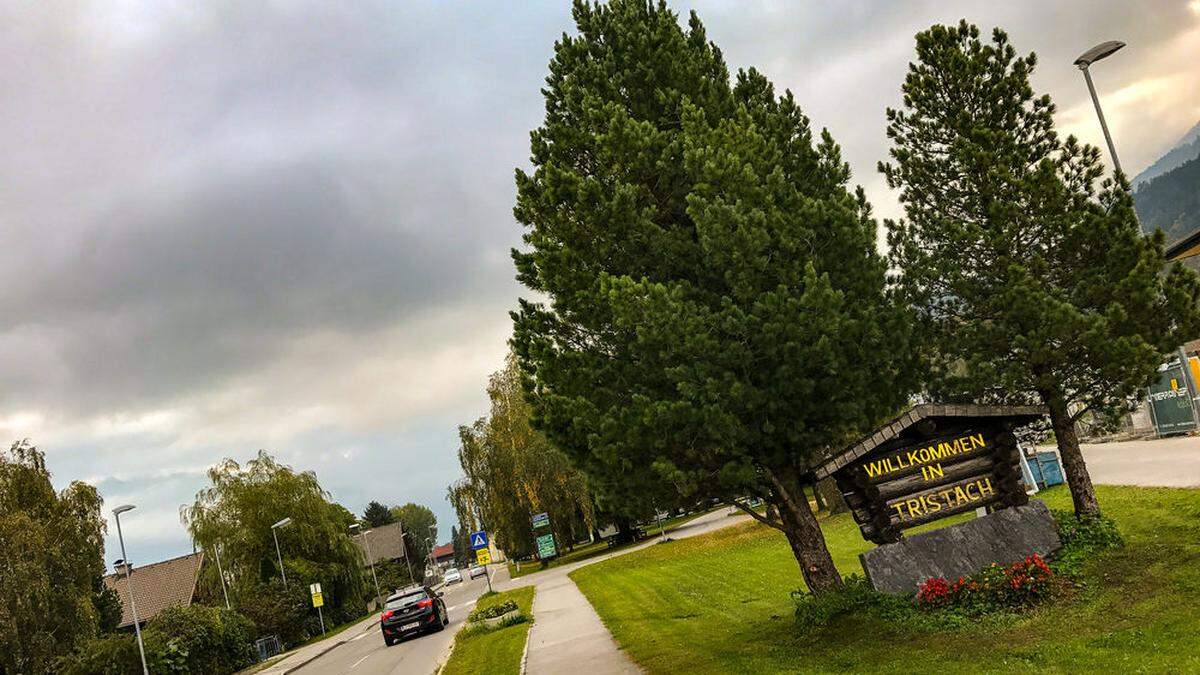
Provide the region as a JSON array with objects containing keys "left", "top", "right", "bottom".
[
  {"left": 468, "top": 599, "right": 519, "bottom": 622},
  {"left": 57, "top": 605, "right": 256, "bottom": 675},
  {"left": 145, "top": 604, "right": 255, "bottom": 674},
  {"left": 54, "top": 634, "right": 142, "bottom": 675},
  {"left": 234, "top": 579, "right": 314, "bottom": 646},
  {"left": 1051, "top": 509, "right": 1124, "bottom": 578},
  {"left": 792, "top": 575, "right": 915, "bottom": 630}
]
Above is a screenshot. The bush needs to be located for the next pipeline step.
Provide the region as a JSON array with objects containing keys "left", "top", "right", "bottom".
[
  {"left": 1051, "top": 509, "right": 1124, "bottom": 578},
  {"left": 916, "top": 554, "right": 1062, "bottom": 614},
  {"left": 792, "top": 575, "right": 916, "bottom": 630},
  {"left": 468, "top": 599, "right": 519, "bottom": 622},
  {"left": 54, "top": 634, "right": 142, "bottom": 675},
  {"left": 145, "top": 604, "right": 256, "bottom": 674},
  {"left": 234, "top": 579, "right": 315, "bottom": 647},
  {"left": 56, "top": 605, "right": 256, "bottom": 675}
]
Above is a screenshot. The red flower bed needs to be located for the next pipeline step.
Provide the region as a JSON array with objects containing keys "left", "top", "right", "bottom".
[{"left": 917, "top": 554, "right": 1060, "bottom": 612}]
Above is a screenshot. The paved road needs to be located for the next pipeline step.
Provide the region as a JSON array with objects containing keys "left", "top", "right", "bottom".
[
  {"left": 293, "top": 569, "right": 502, "bottom": 675},
  {"left": 1076, "top": 435, "right": 1200, "bottom": 487}
]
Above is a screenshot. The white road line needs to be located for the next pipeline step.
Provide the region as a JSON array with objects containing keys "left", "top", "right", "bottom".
[{"left": 350, "top": 653, "right": 371, "bottom": 669}]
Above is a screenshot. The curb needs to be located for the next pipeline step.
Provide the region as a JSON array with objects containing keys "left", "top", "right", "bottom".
[{"left": 519, "top": 617, "right": 533, "bottom": 675}]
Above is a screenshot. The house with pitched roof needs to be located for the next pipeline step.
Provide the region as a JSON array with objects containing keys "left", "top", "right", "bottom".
[{"left": 103, "top": 551, "right": 205, "bottom": 629}]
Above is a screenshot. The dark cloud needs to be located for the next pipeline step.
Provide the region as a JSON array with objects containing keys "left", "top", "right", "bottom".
[{"left": 0, "top": 1, "right": 1195, "bottom": 564}]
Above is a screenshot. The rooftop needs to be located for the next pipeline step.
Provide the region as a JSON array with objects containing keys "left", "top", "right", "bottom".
[{"left": 103, "top": 551, "right": 204, "bottom": 628}]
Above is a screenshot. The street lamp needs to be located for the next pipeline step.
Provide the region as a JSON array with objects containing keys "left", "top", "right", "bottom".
[
  {"left": 271, "top": 517, "right": 292, "bottom": 586},
  {"left": 349, "top": 524, "right": 382, "bottom": 600},
  {"left": 1074, "top": 39, "right": 1200, "bottom": 419},
  {"left": 425, "top": 536, "right": 435, "bottom": 577},
  {"left": 1074, "top": 40, "right": 1127, "bottom": 174},
  {"left": 112, "top": 505, "right": 149, "bottom": 675},
  {"left": 212, "top": 543, "right": 231, "bottom": 610}
]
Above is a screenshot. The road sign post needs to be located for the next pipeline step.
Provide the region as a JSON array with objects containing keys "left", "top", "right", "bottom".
[
  {"left": 469, "top": 530, "right": 493, "bottom": 592},
  {"left": 531, "top": 512, "right": 556, "bottom": 566},
  {"left": 310, "top": 583, "right": 325, "bottom": 635}
]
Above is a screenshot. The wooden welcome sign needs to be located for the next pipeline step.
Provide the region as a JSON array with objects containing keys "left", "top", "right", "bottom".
[{"left": 814, "top": 404, "right": 1045, "bottom": 545}]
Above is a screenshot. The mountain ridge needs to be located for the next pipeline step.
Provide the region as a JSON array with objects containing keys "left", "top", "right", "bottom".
[{"left": 1133, "top": 120, "right": 1200, "bottom": 189}]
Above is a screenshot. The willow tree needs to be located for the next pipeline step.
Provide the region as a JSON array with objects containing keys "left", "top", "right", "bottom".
[
  {"left": 449, "top": 354, "right": 596, "bottom": 559},
  {"left": 510, "top": 0, "right": 914, "bottom": 593},
  {"left": 882, "top": 22, "right": 1200, "bottom": 519},
  {"left": 182, "top": 452, "right": 366, "bottom": 619}
]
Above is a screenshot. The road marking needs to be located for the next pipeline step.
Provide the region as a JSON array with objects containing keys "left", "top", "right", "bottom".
[
  {"left": 351, "top": 653, "right": 371, "bottom": 669},
  {"left": 351, "top": 630, "right": 372, "bottom": 642},
  {"left": 448, "top": 598, "right": 477, "bottom": 612}
]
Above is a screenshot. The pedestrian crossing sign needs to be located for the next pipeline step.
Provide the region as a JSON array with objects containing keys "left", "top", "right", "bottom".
[{"left": 470, "top": 530, "right": 489, "bottom": 550}]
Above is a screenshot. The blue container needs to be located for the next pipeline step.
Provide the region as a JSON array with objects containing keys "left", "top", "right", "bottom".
[
  {"left": 1023, "top": 451, "right": 1065, "bottom": 489},
  {"left": 1036, "top": 452, "right": 1064, "bottom": 487}
]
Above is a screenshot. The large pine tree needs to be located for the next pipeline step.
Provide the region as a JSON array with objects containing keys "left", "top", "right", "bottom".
[
  {"left": 511, "top": 0, "right": 915, "bottom": 593},
  {"left": 882, "top": 22, "right": 1200, "bottom": 518}
]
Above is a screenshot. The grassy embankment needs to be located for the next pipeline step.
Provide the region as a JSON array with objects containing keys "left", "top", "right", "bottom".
[
  {"left": 571, "top": 485, "right": 1200, "bottom": 673},
  {"left": 506, "top": 507, "right": 723, "bottom": 579},
  {"left": 441, "top": 586, "right": 536, "bottom": 675}
]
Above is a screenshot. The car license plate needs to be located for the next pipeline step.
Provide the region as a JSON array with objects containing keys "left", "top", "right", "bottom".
[{"left": 401, "top": 622, "right": 420, "bottom": 631}]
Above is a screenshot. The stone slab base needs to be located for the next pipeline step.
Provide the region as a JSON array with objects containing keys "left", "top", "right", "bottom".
[{"left": 860, "top": 500, "right": 1061, "bottom": 595}]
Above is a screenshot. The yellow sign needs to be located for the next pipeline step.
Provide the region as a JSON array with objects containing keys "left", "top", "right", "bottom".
[
  {"left": 312, "top": 592, "right": 324, "bottom": 608},
  {"left": 476, "top": 549, "right": 491, "bottom": 565}
]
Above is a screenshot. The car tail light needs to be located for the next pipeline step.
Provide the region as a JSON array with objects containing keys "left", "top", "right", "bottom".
[
  {"left": 417, "top": 599, "right": 432, "bottom": 609},
  {"left": 381, "top": 610, "right": 393, "bottom": 621}
]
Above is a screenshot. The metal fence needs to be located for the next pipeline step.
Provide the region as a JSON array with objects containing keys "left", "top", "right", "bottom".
[{"left": 254, "top": 635, "right": 284, "bottom": 662}]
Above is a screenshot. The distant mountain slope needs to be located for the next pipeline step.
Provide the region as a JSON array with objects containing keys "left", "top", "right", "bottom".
[
  {"left": 1134, "top": 152, "right": 1200, "bottom": 245},
  {"left": 1133, "top": 120, "right": 1200, "bottom": 189}
]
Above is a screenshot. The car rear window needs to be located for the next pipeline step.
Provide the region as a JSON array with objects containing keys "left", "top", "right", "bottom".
[{"left": 384, "top": 591, "right": 426, "bottom": 609}]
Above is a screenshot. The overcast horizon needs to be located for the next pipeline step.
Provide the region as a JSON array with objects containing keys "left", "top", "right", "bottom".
[{"left": 2, "top": 0, "right": 1197, "bottom": 567}]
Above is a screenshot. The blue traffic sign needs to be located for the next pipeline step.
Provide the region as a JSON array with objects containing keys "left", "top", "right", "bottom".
[{"left": 470, "top": 530, "right": 489, "bottom": 550}]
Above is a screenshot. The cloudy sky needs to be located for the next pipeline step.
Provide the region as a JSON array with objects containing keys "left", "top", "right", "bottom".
[{"left": 3, "top": 0, "right": 1198, "bottom": 566}]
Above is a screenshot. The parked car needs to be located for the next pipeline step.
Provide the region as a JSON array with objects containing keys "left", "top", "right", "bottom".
[
  {"left": 380, "top": 586, "right": 448, "bottom": 646},
  {"left": 468, "top": 564, "right": 487, "bottom": 579},
  {"left": 443, "top": 567, "right": 463, "bottom": 585}
]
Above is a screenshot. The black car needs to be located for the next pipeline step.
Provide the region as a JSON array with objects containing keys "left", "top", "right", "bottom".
[{"left": 380, "top": 586, "right": 449, "bottom": 645}]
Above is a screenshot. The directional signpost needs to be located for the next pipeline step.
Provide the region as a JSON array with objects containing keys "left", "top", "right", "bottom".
[
  {"left": 535, "top": 533, "right": 557, "bottom": 559},
  {"left": 531, "top": 512, "right": 556, "bottom": 564},
  {"left": 310, "top": 583, "right": 325, "bottom": 635},
  {"left": 469, "top": 530, "right": 493, "bottom": 592}
]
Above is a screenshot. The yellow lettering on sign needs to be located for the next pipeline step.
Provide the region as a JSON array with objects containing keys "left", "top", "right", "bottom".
[
  {"left": 862, "top": 433, "right": 989, "bottom": 481},
  {"left": 921, "top": 463, "right": 945, "bottom": 481}
]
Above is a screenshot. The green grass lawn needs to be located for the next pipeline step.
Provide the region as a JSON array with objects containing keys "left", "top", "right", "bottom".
[
  {"left": 571, "top": 485, "right": 1200, "bottom": 674},
  {"left": 507, "top": 507, "right": 723, "bottom": 579},
  {"left": 441, "top": 586, "right": 535, "bottom": 675}
]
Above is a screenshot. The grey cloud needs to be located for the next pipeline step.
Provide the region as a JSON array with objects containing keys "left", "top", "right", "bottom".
[{"left": 2, "top": 1, "right": 1196, "bottom": 564}]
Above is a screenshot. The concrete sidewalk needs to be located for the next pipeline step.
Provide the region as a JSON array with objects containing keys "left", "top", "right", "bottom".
[
  {"left": 523, "top": 571, "right": 639, "bottom": 674},
  {"left": 511, "top": 508, "right": 750, "bottom": 675}
]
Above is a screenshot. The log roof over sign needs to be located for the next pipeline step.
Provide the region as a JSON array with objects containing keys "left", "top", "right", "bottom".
[{"left": 813, "top": 403, "right": 1046, "bottom": 480}]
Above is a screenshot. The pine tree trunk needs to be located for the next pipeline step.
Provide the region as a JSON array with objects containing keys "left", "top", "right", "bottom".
[
  {"left": 1042, "top": 392, "right": 1101, "bottom": 519},
  {"left": 769, "top": 468, "right": 843, "bottom": 595}
]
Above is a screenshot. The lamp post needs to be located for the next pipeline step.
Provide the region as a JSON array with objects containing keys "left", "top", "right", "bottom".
[
  {"left": 271, "top": 517, "right": 293, "bottom": 586},
  {"left": 112, "top": 505, "right": 149, "bottom": 675},
  {"left": 349, "top": 524, "right": 382, "bottom": 600},
  {"left": 425, "top": 536, "right": 435, "bottom": 577},
  {"left": 1073, "top": 40, "right": 1127, "bottom": 174},
  {"left": 1074, "top": 39, "right": 1200, "bottom": 425},
  {"left": 213, "top": 544, "right": 231, "bottom": 610}
]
